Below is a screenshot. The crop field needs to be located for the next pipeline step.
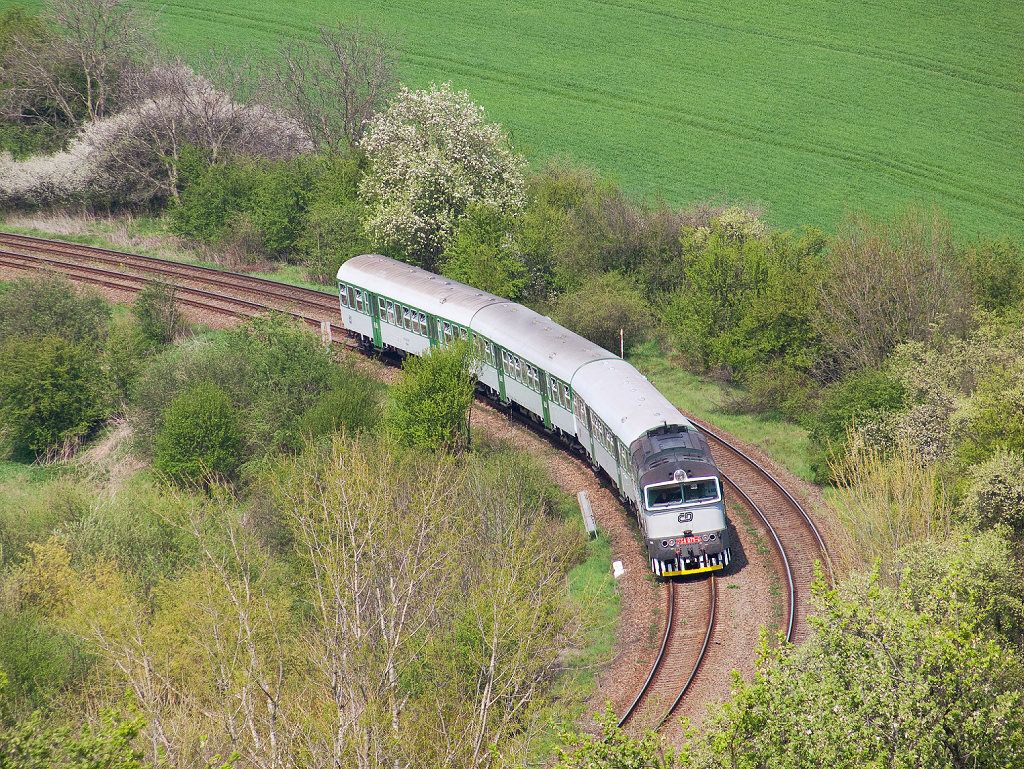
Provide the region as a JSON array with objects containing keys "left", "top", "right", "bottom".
[{"left": 6, "top": 0, "right": 1022, "bottom": 235}]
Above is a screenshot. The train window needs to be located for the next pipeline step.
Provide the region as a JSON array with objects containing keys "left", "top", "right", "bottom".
[
  {"left": 484, "top": 342, "right": 495, "bottom": 366},
  {"left": 442, "top": 321, "right": 454, "bottom": 345},
  {"left": 683, "top": 479, "right": 721, "bottom": 504},
  {"left": 418, "top": 313, "right": 427, "bottom": 334},
  {"left": 514, "top": 358, "right": 522, "bottom": 382},
  {"left": 387, "top": 302, "right": 397, "bottom": 325},
  {"left": 563, "top": 385, "right": 571, "bottom": 407},
  {"left": 355, "top": 291, "right": 365, "bottom": 313},
  {"left": 501, "top": 350, "right": 512, "bottom": 376},
  {"left": 403, "top": 308, "right": 412, "bottom": 331},
  {"left": 458, "top": 326, "right": 468, "bottom": 340},
  {"left": 377, "top": 298, "right": 386, "bottom": 318},
  {"left": 549, "top": 378, "right": 560, "bottom": 406},
  {"left": 339, "top": 285, "right": 350, "bottom": 308}
]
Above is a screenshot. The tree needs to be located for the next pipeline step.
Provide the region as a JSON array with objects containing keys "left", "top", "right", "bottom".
[
  {"left": 706, "top": 563, "right": 1024, "bottom": 769},
  {"left": 554, "top": 709, "right": 690, "bottom": 769},
  {"left": 386, "top": 341, "right": 476, "bottom": 452},
  {"left": 552, "top": 272, "right": 652, "bottom": 353},
  {"left": 0, "top": 335, "right": 107, "bottom": 459},
  {"left": 440, "top": 203, "right": 526, "bottom": 299},
  {"left": 268, "top": 22, "right": 397, "bottom": 150},
  {"left": 359, "top": 82, "right": 526, "bottom": 268},
  {"left": 816, "top": 208, "right": 974, "bottom": 373},
  {"left": 961, "top": 450, "right": 1024, "bottom": 536},
  {"left": 153, "top": 383, "right": 241, "bottom": 487},
  {"left": 0, "top": 0, "right": 148, "bottom": 130}
]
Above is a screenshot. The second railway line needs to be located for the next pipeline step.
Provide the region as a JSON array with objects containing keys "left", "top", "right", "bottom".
[{"left": 0, "top": 231, "right": 833, "bottom": 733}]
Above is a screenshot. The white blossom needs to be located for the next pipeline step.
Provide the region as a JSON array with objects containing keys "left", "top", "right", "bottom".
[{"left": 358, "top": 82, "right": 526, "bottom": 265}]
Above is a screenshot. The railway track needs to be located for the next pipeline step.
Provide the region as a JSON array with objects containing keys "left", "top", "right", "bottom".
[{"left": 0, "top": 231, "right": 832, "bottom": 731}]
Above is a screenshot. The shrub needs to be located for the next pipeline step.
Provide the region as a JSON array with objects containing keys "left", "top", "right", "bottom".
[
  {"left": 440, "top": 203, "right": 526, "bottom": 299},
  {"left": 298, "top": 198, "right": 371, "bottom": 283},
  {"left": 0, "top": 610, "right": 90, "bottom": 714},
  {"left": 0, "top": 275, "right": 109, "bottom": 348},
  {"left": 954, "top": 365, "right": 1024, "bottom": 467},
  {"left": 104, "top": 313, "right": 153, "bottom": 405},
  {"left": 386, "top": 342, "right": 475, "bottom": 451},
  {"left": 552, "top": 272, "right": 651, "bottom": 353},
  {"left": 962, "top": 237, "right": 1024, "bottom": 313},
  {"left": 0, "top": 335, "right": 107, "bottom": 459},
  {"left": 295, "top": 368, "right": 383, "bottom": 441},
  {"left": 153, "top": 382, "right": 241, "bottom": 487},
  {"left": 132, "top": 281, "right": 186, "bottom": 346},
  {"left": 359, "top": 82, "right": 526, "bottom": 268},
  {"left": 960, "top": 450, "right": 1024, "bottom": 536},
  {"left": 807, "top": 367, "right": 906, "bottom": 481}
]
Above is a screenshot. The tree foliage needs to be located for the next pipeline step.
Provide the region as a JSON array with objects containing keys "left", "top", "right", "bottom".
[
  {"left": 0, "top": 335, "right": 106, "bottom": 459},
  {"left": 359, "top": 82, "right": 526, "bottom": 268},
  {"left": 552, "top": 272, "right": 652, "bottom": 354},
  {"left": 153, "top": 382, "right": 241, "bottom": 487},
  {"left": 386, "top": 341, "right": 476, "bottom": 452},
  {"left": 440, "top": 203, "right": 526, "bottom": 299},
  {"left": 0, "top": 275, "right": 109, "bottom": 348}
]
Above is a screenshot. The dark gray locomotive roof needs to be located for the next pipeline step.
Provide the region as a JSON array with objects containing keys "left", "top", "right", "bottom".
[
  {"left": 338, "top": 254, "right": 696, "bottom": 447},
  {"left": 632, "top": 427, "right": 717, "bottom": 488}
]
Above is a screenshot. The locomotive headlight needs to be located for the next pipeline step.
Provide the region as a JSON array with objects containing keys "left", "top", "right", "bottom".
[
  {"left": 668, "top": 539, "right": 675, "bottom": 546},
  {"left": 661, "top": 540, "right": 668, "bottom": 547},
  {"left": 709, "top": 533, "right": 716, "bottom": 541},
  {"left": 701, "top": 533, "right": 710, "bottom": 542}
]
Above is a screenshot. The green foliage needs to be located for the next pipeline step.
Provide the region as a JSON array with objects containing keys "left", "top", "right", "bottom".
[
  {"left": 132, "top": 282, "right": 186, "bottom": 347},
  {"left": 153, "top": 383, "right": 242, "bottom": 486},
  {"left": 552, "top": 272, "right": 652, "bottom": 353},
  {"left": 0, "top": 335, "right": 107, "bottom": 458},
  {"left": 440, "top": 204, "right": 526, "bottom": 299},
  {"left": 706, "top": 559, "right": 1024, "bottom": 768},
  {"left": 0, "top": 700, "right": 145, "bottom": 769},
  {"left": 0, "top": 476, "right": 88, "bottom": 567},
  {"left": 103, "top": 313, "right": 154, "bottom": 406},
  {"left": 554, "top": 708, "right": 689, "bottom": 769},
  {"left": 954, "top": 365, "right": 1024, "bottom": 466},
  {"left": 387, "top": 342, "right": 475, "bottom": 451},
  {"left": 298, "top": 198, "right": 371, "bottom": 283},
  {"left": 170, "top": 153, "right": 312, "bottom": 258},
  {"left": 0, "top": 276, "right": 110, "bottom": 349},
  {"left": 807, "top": 368, "right": 906, "bottom": 481},
  {"left": 663, "top": 223, "right": 823, "bottom": 390},
  {"left": 132, "top": 316, "right": 382, "bottom": 467},
  {"left": 963, "top": 237, "right": 1024, "bottom": 313},
  {"left": 0, "top": 612, "right": 90, "bottom": 714},
  {"left": 960, "top": 450, "right": 1024, "bottom": 537}
]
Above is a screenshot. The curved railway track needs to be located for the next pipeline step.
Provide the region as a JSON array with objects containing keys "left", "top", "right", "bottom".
[{"left": 0, "top": 231, "right": 833, "bottom": 731}]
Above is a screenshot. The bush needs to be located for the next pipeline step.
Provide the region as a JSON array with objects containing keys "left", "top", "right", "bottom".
[
  {"left": 298, "top": 198, "right": 371, "bottom": 283},
  {"left": 0, "top": 275, "right": 109, "bottom": 348},
  {"left": 552, "top": 272, "right": 651, "bottom": 353},
  {"left": 132, "top": 282, "right": 186, "bottom": 347},
  {"left": 295, "top": 369, "right": 384, "bottom": 441},
  {"left": 954, "top": 365, "right": 1024, "bottom": 466},
  {"left": 0, "top": 611, "right": 90, "bottom": 714},
  {"left": 0, "top": 335, "right": 107, "bottom": 459},
  {"left": 440, "top": 203, "right": 526, "bottom": 299},
  {"left": 104, "top": 313, "right": 153, "bottom": 406},
  {"left": 153, "top": 383, "right": 241, "bottom": 486},
  {"left": 807, "top": 367, "right": 906, "bottom": 481},
  {"left": 963, "top": 237, "right": 1024, "bottom": 313},
  {"left": 387, "top": 342, "right": 475, "bottom": 451},
  {"left": 959, "top": 451, "right": 1024, "bottom": 537}
]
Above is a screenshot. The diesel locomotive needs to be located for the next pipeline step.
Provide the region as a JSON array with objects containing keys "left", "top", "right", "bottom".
[{"left": 337, "top": 254, "right": 731, "bottom": 577}]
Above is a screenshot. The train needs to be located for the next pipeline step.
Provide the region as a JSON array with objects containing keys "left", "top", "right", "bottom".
[{"left": 336, "top": 254, "right": 731, "bottom": 577}]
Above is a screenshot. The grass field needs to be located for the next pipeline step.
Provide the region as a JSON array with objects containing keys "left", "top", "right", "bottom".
[{"left": 7, "top": 0, "right": 1018, "bottom": 236}]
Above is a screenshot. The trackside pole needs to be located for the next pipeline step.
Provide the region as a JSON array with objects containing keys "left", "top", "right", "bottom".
[
  {"left": 578, "top": 491, "right": 597, "bottom": 538},
  {"left": 320, "top": 320, "right": 333, "bottom": 347}
]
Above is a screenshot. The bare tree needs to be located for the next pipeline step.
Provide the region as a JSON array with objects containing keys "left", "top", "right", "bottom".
[
  {"left": 1, "top": 0, "right": 149, "bottom": 128},
  {"left": 267, "top": 22, "right": 398, "bottom": 150}
]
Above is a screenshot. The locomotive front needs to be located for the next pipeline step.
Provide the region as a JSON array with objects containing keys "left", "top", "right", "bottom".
[{"left": 632, "top": 428, "right": 732, "bottom": 577}]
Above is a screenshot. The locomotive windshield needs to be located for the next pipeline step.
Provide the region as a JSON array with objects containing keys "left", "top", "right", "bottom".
[{"left": 645, "top": 477, "right": 721, "bottom": 509}]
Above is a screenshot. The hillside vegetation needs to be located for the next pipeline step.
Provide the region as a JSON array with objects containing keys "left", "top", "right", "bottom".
[{"left": 11, "top": 0, "right": 1017, "bottom": 235}]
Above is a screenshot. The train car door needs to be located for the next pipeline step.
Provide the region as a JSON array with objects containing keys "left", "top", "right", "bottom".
[
  {"left": 539, "top": 371, "right": 552, "bottom": 429},
  {"left": 367, "top": 292, "right": 383, "bottom": 348},
  {"left": 494, "top": 346, "right": 508, "bottom": 403}
]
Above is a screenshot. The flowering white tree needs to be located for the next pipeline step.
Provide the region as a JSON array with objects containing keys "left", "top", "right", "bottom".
[{"left": 359, "top": 82, "right": 526, "bottom": 267}]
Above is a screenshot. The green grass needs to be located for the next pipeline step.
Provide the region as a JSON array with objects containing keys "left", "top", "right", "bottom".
[
  {"left": 631, "top": 348, "right": 814, "bottom": 481},
  {"left": 8, "top": 0, "right": 1019, "bottom": 236}
]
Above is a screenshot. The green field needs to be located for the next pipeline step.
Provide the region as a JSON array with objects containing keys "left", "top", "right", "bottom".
[{"left": 11, "top": 0, "right": 1009, "bottom": 236}]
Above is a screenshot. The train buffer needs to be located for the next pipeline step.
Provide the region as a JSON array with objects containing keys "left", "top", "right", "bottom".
[{"left": 577, "top": 491, "right": 597, "bottom": 538}]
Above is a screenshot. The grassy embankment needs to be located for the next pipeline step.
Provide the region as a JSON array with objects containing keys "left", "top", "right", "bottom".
[{"left": 4, "top": 0, "right": 1018, "bottom": 236}]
